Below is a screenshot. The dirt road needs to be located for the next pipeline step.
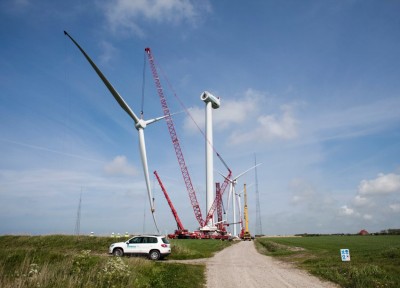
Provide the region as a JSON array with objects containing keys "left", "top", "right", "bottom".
[{"left": 206, "top": 241, "right": 338, "bottom": 288}]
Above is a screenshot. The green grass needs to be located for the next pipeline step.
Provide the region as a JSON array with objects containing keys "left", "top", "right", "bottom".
[
  {"left": 169, "top": 238, "right": 234, "bottom": 259},
  {"left": 255, "top": 235, "right": 400, "bottom": 288},
  {"left": 0, "top": 235, "right": 232, "bottom": 288}
]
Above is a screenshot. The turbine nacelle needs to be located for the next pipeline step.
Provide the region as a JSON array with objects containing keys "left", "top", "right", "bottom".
[
  {"left": 135, "top": 114, "right": 173, "bottom": 130},
  {"left": 201, "top": 91, "right": 220, "bottom": 109}
]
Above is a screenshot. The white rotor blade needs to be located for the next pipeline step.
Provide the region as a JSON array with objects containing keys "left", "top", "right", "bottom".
[
  {"left": 144, "top": 112, "right": 179, "bottom": 126},
  {"left": 233, "top": 163, "right": 262, "bottom": 182},
  {"left": 138, "top": 129, "right": 160, "bottom": 233},
  {"left": 64, "top": 31, "right": 140, "bottom": 124}
]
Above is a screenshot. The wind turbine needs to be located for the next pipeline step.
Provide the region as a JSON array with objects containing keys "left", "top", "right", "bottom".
[
  {"left": 64, "top": 31, "right": 166, "bottom": 233},
  {"left": 218, "top": 163, "right": 261, "bottom": 236}
]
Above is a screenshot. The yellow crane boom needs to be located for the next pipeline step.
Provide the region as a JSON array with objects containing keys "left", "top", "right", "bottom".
[{"left": 243, "top": 184, "right": 252, "bottom": 240}]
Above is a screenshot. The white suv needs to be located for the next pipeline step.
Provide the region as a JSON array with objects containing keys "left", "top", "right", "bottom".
[{"left": 109, "top": 235, "right": 171, "bottom": 260}]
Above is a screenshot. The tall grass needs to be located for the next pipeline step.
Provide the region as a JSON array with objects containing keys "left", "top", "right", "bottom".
[
  {"left": 0, "top": 235, "right": 231, "bottom": 288},
  {"left": 255, "top": 235, "right": 400, "bottom": 288}
]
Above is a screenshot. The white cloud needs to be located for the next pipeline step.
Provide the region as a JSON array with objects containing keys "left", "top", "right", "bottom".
[
  {"left": 229, "top": 104, "right": 298, "bottom": 145},
  {"left": 338, "top": 172, "right": 400, "bottom": 225},
  {"left": 104, "top": 155, "right": 137, "bottom": 176},
  {"left": 183, "top": 89, "right": 261, "bottom": 134},
  {"left": 101, "top": 0, "right": 199, "bottom": 36},
  {"left": 339, "top": 205, "right": 355, "bottom": 216},
  {"left": 358, "top": 173, "right": 400, "bottom": 195},
  {"left": 353, "top": 195, "right": 371, "bottom": 207},
  {"left": 184, "top": 88, "right": 299, "bottom": 145},
  {"left": 363, "top": 214, "right": 373, "bottom": 220},
  {"left": 289, "top": 178, "right": 315, "bottom": 205},
  {"left": 257, "top": 104, "right": 298, "bottom": 139},
  {"left": 99, "top": 41, "right": 118, "bottom": 65},
  {"left": 389, "top": 203, "right": 400, "bottom": 213}
]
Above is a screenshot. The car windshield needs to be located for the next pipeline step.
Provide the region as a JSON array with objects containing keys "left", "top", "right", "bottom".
[{"left": 161, "top": 237, "right": 169, "bottom": 244}]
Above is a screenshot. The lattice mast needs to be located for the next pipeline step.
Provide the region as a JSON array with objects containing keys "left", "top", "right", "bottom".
[
  {"left": 145, "top": 48, "right": 204, "bottom": 227},
  {"left": 74, "top": 189, "right": 82, "bottom": 236}
]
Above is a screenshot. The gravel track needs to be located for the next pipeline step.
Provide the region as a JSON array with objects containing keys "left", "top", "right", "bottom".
[{"left": 205, "top": 240, "right": 338, "bottom": 288}]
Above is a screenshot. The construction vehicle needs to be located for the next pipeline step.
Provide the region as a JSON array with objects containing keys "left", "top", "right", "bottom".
[
  {"left": 153, "top": 171, "right": 199, "bottom": 239},
  {"left": 241, "top": 184, "right": 252, "bottom": 241}
]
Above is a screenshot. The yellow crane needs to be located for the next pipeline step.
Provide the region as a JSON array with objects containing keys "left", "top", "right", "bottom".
[{"left": 242, "top": 184, "right": 252, "bottom": 241}]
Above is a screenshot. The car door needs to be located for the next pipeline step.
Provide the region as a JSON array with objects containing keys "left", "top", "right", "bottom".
[
  {"left": 125, "top": 236, "right": 143, "bottom": 254},
  {"left": 140, "top": 237, "right": 154, "bottom": 254}
]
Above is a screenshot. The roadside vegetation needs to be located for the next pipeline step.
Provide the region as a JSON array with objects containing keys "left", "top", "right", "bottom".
[
  {"left": 0, "top": 235, "right": 233, "bottom": 288},
  {"left": 255, "top": 235, "right": 400, "bottom": 288}
]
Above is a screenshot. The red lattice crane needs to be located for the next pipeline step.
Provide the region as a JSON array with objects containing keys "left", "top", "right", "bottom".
[
  {"left": 145, "top": 48, "right": 204, "bottom": 227},
  {"left": 154, "top": 170, "right": 185, "bottom": 231}
]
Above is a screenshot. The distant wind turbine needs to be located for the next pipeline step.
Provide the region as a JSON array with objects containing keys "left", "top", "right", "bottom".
[
  {"left": 64, "top": 31, "right": 166, "bottom": 233},
  {"left": 218, "top": 163, "right": 261, "bottom": 236}
]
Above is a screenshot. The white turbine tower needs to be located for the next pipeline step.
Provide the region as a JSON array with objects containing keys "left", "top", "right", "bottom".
[
  {"left": 219, "top": 163, "right": 261, "bottom": 236},
  {"left": 201, "top": 91, "right": 220, "bottom": 228},
  {"left": 64, "top": 31, "right": 166, "bottom": 233}
]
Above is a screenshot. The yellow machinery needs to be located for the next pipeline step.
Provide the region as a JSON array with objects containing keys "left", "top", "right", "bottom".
[{"left": 242, "top": 184, "right": 252, "bottom": 240}]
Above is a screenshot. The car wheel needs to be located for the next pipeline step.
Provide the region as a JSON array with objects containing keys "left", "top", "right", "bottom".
[
  {"left": 149, "top": 250, "right": 160, "bottom": 260},
  {"left": 113, "top": 248, "right": 123, "bottom": 257}
]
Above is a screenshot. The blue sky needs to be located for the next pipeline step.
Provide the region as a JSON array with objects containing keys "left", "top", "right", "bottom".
[{"left": 1, "top": 0, "right": 399, "bottom": 236}]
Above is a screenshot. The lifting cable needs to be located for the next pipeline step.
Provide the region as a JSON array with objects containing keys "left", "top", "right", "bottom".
[{"left": 140, "top": 50, "right": 147, "bottom": 118}]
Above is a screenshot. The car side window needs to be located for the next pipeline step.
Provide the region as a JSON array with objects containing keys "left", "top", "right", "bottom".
[{"left": 129, "top": 237, "right": 143, "bottom": 244}]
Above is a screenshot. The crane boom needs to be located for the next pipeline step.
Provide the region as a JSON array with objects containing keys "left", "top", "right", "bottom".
[
  {"left": 204, "top": 170, "right": 231, "bottom": 225},
  {"left": 145, "top": 48, "right": 204, "bottom": 227},
  {"left": 154, "top": 171, "right": 185, "bottom": 231},
  {"left": 242, "top": 183, "right": 251, "bottom": 240}
]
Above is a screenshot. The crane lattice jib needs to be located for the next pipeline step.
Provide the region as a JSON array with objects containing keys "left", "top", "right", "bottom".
[
  {"left": 145, "top": 48, "right": 204, "bottom": 227},
  {"left": 215, "top": 183, "right": 224, "bottom": 230},
  {"left": 154, "top": 171, "right": 185, "bottom": 231},
  {"left": 204, "top": 170, "right": 232, "bottom": 225}
]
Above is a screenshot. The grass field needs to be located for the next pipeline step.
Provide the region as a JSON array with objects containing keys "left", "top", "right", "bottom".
[
  {"left": 0, "top": 235, "right": 233, "bottom": 288},
  {"left": 255, "top": 235, "right": 400, "bottom": 288}
]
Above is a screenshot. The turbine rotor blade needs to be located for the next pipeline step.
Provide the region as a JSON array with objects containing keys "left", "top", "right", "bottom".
[
  {"left": 64, "top": 31, "right": 140, "bottom": 124},
  {"left": 137, "top": 129, "right": 161, "bottom": 234},
  {"left": 216, "top": 170, "right": 231, "bottom": 182},
  {"left": 144, "top": 112, "right": 176, "bottom": 126},
  {"left": 151, "top": 211, "right": 160, "bottom": 234},
  {"left": 233, "top": 163, "right": 262, "bottom": 181}
]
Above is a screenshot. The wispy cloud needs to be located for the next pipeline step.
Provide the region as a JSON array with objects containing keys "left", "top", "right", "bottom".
[
  {"left": 303, "top": 97, "right": 400, "bottom": 143},
  {"left": 104, "top": 155, "right": 137, "bottom": 176},
  {"left": 183, "top": 88, "right": 299, "bottom": 145},
  {"left": 99, "top": 41, "right": 118, "bottom": 65},
  {"left": 358, "top": 173, "right": 400, "bottom": 196},
  {"left": 230, "top": 104, "right": 298, "bottom": 145},
  {"left": 100, "top": 0, "right": 204, "bottom": 36},
  {"left": 338, "top": 172, "right": 400, "bottom": 223},
  {"left": 183, "top": 89, "right": 261, "bottom": 133}
]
